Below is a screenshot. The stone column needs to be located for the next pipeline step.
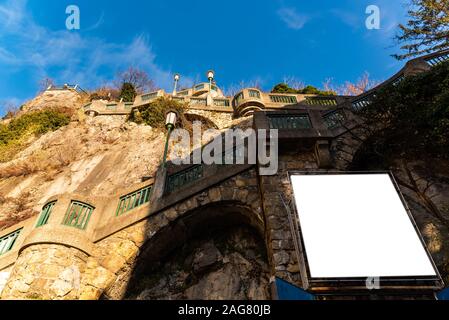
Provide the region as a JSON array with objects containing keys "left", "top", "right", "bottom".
[
  {"left": 0, "top": 205, "right": 96, "bottom": 300},
  {"left": 1, "top": 244, "right": 88, "bottom": 300}
]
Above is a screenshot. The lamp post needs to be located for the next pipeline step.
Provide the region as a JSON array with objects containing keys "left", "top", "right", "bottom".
[
  {"left": 207, "top": 70, "right": 215, "bottom": 94},
  {"left": 173, "top": 73, "right": 180, "bottom": 96},
  {"left": 162, "top": 110, "right": 178, "bottom": 168}
]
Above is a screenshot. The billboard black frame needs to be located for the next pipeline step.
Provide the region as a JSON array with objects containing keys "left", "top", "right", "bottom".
[{"left": 287, "top": 170, "right": 444, "bottom": 295}]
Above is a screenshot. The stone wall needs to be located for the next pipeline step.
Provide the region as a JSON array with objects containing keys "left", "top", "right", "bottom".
[
  {"left": 92, "top": 168, "right": 265, "bottom": 300},
  {"left": 184, "top": 110, "right": 234, "bottom": 130},
  {"left": 1, "top": 244, "right": 88, "bottom": 300},
  {"left": 259, "top": 151, "right": 319, "bottom": 287},
  {"left": 0, "top": 267, "right": 12, "bottom": 296}
]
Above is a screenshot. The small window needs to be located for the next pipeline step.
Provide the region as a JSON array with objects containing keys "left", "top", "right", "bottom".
[
  {"left": 62, "top": 201, "right": 95, "bottom": 230},
  {"left": 0, "top": 229, "right": 22, "bottom": 256},
  {"left": 36, "top": 201, "right": 57, "bottom": 227}
]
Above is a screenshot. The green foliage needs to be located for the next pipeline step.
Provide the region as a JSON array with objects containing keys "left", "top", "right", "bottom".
[
  {"left": 271, "top": 83, "right": 335, "bottom": 95},
  {"left": 271, "top": 83, "right": 297, "bottom": 94},
  {"left": 0, "top": 110, "right": 70, "bottom": 162},
  {"left": 119, "top": 82, "right": 137, "bottom": 102},
  {"left": 358, "top": 61, "right": 449, "bottom": 161},
  {"left": 128, "top": 97, "right": 187, "bottom": 130},
  {"left": 394, "top": 0, "right": 449, "bottom": 60}
]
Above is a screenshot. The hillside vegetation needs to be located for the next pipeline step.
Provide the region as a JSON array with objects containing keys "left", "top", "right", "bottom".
[{"left": 0, "top": 109, "right": 71, "bottom": 162}]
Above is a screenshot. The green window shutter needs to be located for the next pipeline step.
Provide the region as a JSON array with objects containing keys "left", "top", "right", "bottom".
[
  {"left": 268, "top": 115, "right": 312, "bottom": 129},
  {"left": 165, "top": 165, "right": 204, "bottom": 194},
  {"left": 36, "top": 201, "right": 57, "bottom": 227},
  {"left": 0, "top": 229, "right": 22, "bottom": 256},
  {"left": 116, "top": 185, "right": 153, "bottom": 217},
  {"left": 62, "top": 201, "right": 95, "bottom": 230}
]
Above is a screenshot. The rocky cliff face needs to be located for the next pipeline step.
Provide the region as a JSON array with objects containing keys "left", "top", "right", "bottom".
[
  {"left": 126, "top": 226, "right": 270, "bottom": 300},
  {"left": 0, "top": 90, "right": 250, "bottom": 230},
  {"left": 0, "top": 91, "right": 175, "bottom": 230},
  {"left": 0, "top": 112, "right": 166, "bottom": 230}
]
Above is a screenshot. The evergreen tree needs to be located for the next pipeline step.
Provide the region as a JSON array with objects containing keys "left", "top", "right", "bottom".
[
  {"left": 119, "top": 82, "right": 137, "bottom": 102},
  {"left": 394, "top": 0, "right": 449, "bottom": 60}
]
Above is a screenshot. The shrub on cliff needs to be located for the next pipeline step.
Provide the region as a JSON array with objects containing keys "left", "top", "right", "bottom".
[
  {"left": 119, "top": 82, "right": 138, "bottom": 102},
  {"left": 271, "top": 83, "right": 334, "bottom": 95},
  {"left": 128, "top": 97, "right": 189, "bottom": 130},
  {"left": 358, "top": 61, "right": 449, "bottom": 161},
  {"left": 0, "top": 109, "right": 70, "bottom": 162}
]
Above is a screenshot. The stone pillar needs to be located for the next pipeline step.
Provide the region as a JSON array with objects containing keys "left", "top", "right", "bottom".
[
  {"left": 1, "top": 244, "right": 88, "bottom": 300},
  {"left": 206, "top": 94, "right": 213, "bottom": 107},
  {"left": 0, "top": 204, "right": 96, "bottom": 300},
  {"left": 404, "top": 59, "right": 431, "bottom": 76},
  {"left": 314, "top": 140, "right": 331, "bottom": 168}
]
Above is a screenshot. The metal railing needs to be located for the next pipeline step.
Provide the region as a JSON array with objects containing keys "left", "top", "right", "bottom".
[
  {"left": 194, "top": 84, "right": 205, "bottom": 91},
  {"left": 304, "top": 97, "right": 337, "bottom": 106},
  {"left": 269, "top": 95, "right": 298, "bottom": 104},
  {"left": 190, "top": 97, "right": 207, "bottom": 106},
  {"left": 213, "top": 98, "right": 231, "bottom": 107},
  {"left": 268, "top": 115, "right": 312, "bottom": 129},
  {"left": 0, "top": 229, "right": 22, "bottom": 256},
  {"left": 248, "top": 90, "right": 261, "bottom": 99},
  {"left": 36, "top": 201, "right": 57, "bottom": 227},
  {"left": 62, "top": 201, "right": 94, "bottom": 230},
  {"left": 425, "top": 52, "right": 449, "bottom": 67},
  {"left": 351, "top": 92, "right": 376, "bottom": 111},
  {"left": 177, "top": 90, "right": 190, "bottom": 96},
  {"left": 106, "top": 103, "right": 118, "bottom": 111},
  {"left": 141, "top": 92, "right": 159, "bottom": 102},
  {"left": 46, "top": 84, "right": 88, "bottom": 94},
  {"left": 323, "top": 110, "right": 346, "bottom": 129},
  {"left": 166, "top": 164, "right": 203, "bottom": 194},
  {"left": 172, "top": 97, "right": 185, "bottom": 103},
  {"left": 116, "top": 185, "right": 152, "bottom": 216},
  {"left": 391, "top": 74, "right": 405, "bottom": 87}
]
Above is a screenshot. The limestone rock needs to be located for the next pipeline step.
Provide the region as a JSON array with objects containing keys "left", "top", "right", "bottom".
[{"left": 192, "top": 242, "right": 223, "bottom": 273}]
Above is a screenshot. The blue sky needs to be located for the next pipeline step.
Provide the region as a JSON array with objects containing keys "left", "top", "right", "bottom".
[{"left": 0, "top": 0, "right": 410, "bottom": 116}]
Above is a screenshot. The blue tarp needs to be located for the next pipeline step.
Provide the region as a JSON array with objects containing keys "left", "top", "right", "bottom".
[
  {"left": 437, "top": 287, "right": 449, "bottom": 300},
  {"left": 275, "top": 277, "right": 315, "bottom": 300}
]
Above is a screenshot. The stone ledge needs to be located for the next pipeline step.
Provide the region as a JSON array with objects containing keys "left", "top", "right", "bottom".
[{"left": 20, "top": 225, "right": 95, "bottom": 256}]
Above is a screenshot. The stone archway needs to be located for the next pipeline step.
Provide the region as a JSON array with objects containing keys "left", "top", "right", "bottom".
[{"left": 105, "top": 202, "right": 271, "bottom": 300}]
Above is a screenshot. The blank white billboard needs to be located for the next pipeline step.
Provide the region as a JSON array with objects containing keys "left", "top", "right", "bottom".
[{"left": 291, "top": 173, "right": 437, "bottom": 279}]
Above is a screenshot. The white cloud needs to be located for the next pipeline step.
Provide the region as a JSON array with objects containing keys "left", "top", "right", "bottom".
[
  {"left": 0, "top": 0, "right": 190, "bottom": 92},
  {"left": 277, "top": 7, "right": 309, "bottom": 30}
]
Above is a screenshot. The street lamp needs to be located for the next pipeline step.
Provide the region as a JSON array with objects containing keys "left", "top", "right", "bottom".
[
  {"left": 206, "top": 70, "right": 215, "bottom": 93},
  {"left": 173, "top": 73, "right": 180, "bottom": 95},
  {"left": 162, "top": 110, "right": 178, "bottom": 167}
]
